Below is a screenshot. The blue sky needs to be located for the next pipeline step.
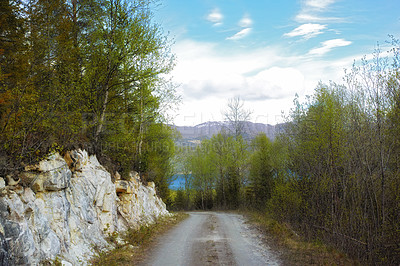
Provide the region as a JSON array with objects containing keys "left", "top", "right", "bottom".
[{"left": 154, "top": 0, "right": 400, "bottom": 126}]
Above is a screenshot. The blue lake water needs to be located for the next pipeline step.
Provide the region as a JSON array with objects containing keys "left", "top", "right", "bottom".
[{"left": 169, "top": 174, "right": 188, "bottom": 190}]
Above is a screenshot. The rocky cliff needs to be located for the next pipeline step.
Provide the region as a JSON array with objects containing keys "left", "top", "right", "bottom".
[{"left": 0, "top": 150, "right": 169, "bottom": 265}]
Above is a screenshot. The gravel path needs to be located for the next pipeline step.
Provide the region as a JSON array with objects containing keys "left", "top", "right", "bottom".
[{"left": 141, "top": 212, "right": 280, "bottom": 266}]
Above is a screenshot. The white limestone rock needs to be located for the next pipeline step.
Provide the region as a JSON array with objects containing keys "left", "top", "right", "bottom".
[
  {"left": 116, "top": 172, "right": 170, "bottom": 229},
  {"left": 20, "top": 153, "right": 71, "bottom": 193},
  {"left": 0, "top": 149, "right": 169, "bottom": 265}
]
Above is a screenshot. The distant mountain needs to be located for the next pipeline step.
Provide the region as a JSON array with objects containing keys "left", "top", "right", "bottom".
[{"left": 172, "top": 121, "right": 285, "bottom": 147}]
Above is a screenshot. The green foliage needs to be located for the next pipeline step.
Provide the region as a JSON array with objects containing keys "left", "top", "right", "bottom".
[
  {"left": 210, "top": 133, "right": 247, "bottom": 209},
  {"left": 181, "top": 132, "right": 250, "bottom": 210},
  {"left": 0, "top": 0, "right": 178, "bottom": 194},
  {"left": 274, "top": 40, "right": 400, "bottom": 264},
  {"left": 267, "top": 179, "right": 302, "bottom": 222},
  {"left": 143, "top": 124, "right": 178, "bottom": 200},
  {"left": 187, "top": 141, "right": 216, "bottom": 210},
  {"left": 248, "top": 134, "right": 274, "bottom": 208},
  {"left": 172, "top": 189, "right": 186, "bottom": 210},
  {"left": 174, "top": 36, "right": 400, "bottom": 263},
  {"left": 244, "top": 211, "right": 357, "bottom": 265}
]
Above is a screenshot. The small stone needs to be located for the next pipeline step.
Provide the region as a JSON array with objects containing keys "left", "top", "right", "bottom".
[
  {"left": 21, "top": 188, "right": 35, "bottom": 203},
  {"left": 38, "top": 153, "right": 66, "bottom": 172},
  {"left": 14, "top": 185, "right": 24, "bottom": 195},
  {"left": 116, "top": 236, "right": 126, "bottom": 246},
  {"left": 64, "top": 151, "right": 76, "bottom": 171},
  {"left": 147, "top": 182, "right": 155, "bottom": 189},
  {"left": 0, "top": 178, "right": 5, "bottom": 189},
  {"left": 128, "top": 171, "right": 140, "bottom": 182},
  {"left": 115, "top": 180, "right": 133, "bottom": 194},
  {"left": 31, "top": 176, "right": 45, "bottom": 193},
  {"left": 43, "top": 167, "right": 71, "bottom": 191},
  {"left": 123, "top": 244, "right": 135, "bottom": 250},
  {"left": 19, "top": 172, "right": 37, "bottom": 187},
  {"left": 114, "top": 172, "right": 121, "bottom": 180},
  {"left": 61, "top": 260, "right": 73, "bottom": 266},
  {"left": 24, "top": 164, "right": 40, "bottom": 172},
  {"left": 6, "top": 175, "right": 19, "bottom": 186}
]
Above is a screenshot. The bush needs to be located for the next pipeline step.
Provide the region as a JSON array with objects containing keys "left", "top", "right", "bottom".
[{"left": 267, "top": 181, "right": 302, "bottom": 222}]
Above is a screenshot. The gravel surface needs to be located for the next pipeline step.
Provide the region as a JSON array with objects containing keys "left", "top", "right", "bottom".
[{"left": 141, "top": 212, "right": 280, "bottom": 266}]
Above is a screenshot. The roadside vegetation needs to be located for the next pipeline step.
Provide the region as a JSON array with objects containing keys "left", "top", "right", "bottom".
[
  {"left": 243, "top": 211, "right": 359, "bottom": 265},
  {"left": 171, "top": 38, "right": 400, "bottom": 264},
  {"left": 91, "top": 212, "right": 188, "bottom": 265}
]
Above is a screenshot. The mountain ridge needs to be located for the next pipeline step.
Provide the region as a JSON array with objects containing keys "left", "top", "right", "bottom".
[{"left": 172, "top": 121, "right": 285, "bottom": 146}]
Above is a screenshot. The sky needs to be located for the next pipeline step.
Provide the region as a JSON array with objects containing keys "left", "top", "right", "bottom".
[{"left": 153, "top": 0, "right": 400, "bottom": 126}]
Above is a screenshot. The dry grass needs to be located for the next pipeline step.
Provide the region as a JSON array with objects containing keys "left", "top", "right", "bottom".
[
  {"left": 241, "top": 211, "right": 360, "bottom": 266},
  {"left": 91, "top": 212, "right": 189, "bottom": 266}
]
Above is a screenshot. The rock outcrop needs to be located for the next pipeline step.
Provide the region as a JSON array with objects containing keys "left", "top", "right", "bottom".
[{"left": 0, "top": 150, "right": 169, "bottom": 265}]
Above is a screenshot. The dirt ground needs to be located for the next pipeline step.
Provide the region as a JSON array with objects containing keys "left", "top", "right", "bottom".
[{"left": 140, "top": 212, "right": 280, "bottom": 266}]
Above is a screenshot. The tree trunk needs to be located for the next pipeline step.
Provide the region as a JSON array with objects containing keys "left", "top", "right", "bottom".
[{"left": 95, "top": 86, "right": 109, "bottom": 144}]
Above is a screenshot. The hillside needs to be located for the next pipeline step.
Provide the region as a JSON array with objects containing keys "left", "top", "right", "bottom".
[{"left": 173, "top": 121, "right": 285, "bottom": 147}]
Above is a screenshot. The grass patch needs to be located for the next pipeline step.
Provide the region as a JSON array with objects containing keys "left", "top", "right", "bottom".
[
  {"left": 91, "top": 212, "right": 189, "bottom": 266},
  {"left": 241, "top": 211, "right": 360, "bottom": 265}
]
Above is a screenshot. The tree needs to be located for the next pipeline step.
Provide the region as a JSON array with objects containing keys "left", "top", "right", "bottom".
[
  {"left": 1, "top": 0, "right": 86, "bottom": 171},
  {"left": 276, "top": 39, "right": 400, "bottom": 263},
  {"left": 143, "top": 123, "right": 178, "bottom": 201},
  {"left": 202, "top": 132, "right": 248, "bottom": 209},
  {"left": 248, "top": 133, "right": 274, "bottom": 208},
  {"left": 0, "top": 0, "right": 28, "bottom": 171},
  {"left": 188, "top": 141, "right": 216, "bottom": 210},
  {"left": 175, "top": 145, "right": 194, "bottom": 210},
  {"left": 173, "top": 189, "right": 186, "bottom": 211},
  {"left": 0, "top": 0, "right": 179, "bottom": 195},
  {"left": 210, "top": 133, "right": 230, "bottom": 208},
  {"left": 223, "top": 96, "right": 252, "bottom": 139}
]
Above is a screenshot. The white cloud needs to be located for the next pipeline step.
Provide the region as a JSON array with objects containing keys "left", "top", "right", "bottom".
[
  {"left": 294, "top": 0, "right": 343, "bottom": 23},
  {"left": 226, "top": 14, "right": 253, "bottom": 41},
  {"left": 309, "top": 38, "right": 352, "bottom": 55},
  {"left": 246, "top": 67, "right": 305, "bottom": 100},
  {"left": 171, "top": 40, "right": 298, "bottom": 100},
  {"left": 304, "top": 0, "right": 336, "bottom": 10},
  {"left": 295, "top": 13, "right": 343, "bottom": 23},
  {"left": 226, "top": 28, "right": 252, "bottom": 40},
  {"left": 284, "top": 23, "right": 327, "bottom": 39},
  {"left": 239, "top": 14, "right": 253, "bottom": 28},
  {"left": 206, "top": 8, "right": 223, "bottom": 26},
  {"left": 170, "top": 39, "right": 357, "bottom": 126}
]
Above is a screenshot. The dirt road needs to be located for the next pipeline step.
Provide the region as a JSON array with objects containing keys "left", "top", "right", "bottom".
[{"left": 141, "top": 212, "right": 280, "bottom": 266}]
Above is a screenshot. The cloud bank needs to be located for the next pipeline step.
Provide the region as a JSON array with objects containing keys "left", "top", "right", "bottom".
[
  {"left": 169, "top": 39, "right": 356, "bottom": 126},
  {"left": 172, "top": 40, "right": 312, "bottom": 102}
]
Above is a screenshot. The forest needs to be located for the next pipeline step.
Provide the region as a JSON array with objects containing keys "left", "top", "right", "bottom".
[
  {"left": 173, "top": 40, "right": 400, "bottom": 264},
  {"left": 2, "top": 0, "right": 400, "bottom": 264},
  {"left": 0, "top": 0, "right": 179, "bottom": 200}
]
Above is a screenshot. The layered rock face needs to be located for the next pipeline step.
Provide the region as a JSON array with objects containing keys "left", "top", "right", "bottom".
[{"left": 0, "top": 150, "right": 169, "bottom": 265}]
